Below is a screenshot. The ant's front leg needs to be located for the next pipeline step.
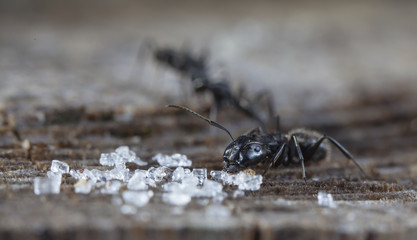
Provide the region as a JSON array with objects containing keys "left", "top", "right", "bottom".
[{"left": 262, "top": 143, "right": 286, "bottom": 176}]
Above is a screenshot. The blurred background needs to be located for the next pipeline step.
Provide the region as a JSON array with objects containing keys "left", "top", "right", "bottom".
[{"left": 1, "top": 0, "right": 416, "bottom": 116}]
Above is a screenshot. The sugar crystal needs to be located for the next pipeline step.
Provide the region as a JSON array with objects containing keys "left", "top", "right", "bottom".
[
  {"left": 147, "top": 166, "right": 170, "bottom": 182},
  {"left": 69, "top": 169, "right": 81, "bottom": 179},
  {"left": 210, "top": 170, "right": 225, "bottom": 181},
  {"left": 109, "top": 167, "right": 130, "bottom": 182},
  {"left": 162, "top": 192, "right": 191, "bottom": 206},
  {"left": 162, "top": 182, "right": 182, "bottom": 192},
  {"left": 122, "top": 190, "right": 154, "bottom": 207},
  {"left": 120, "top": 204, "right": 138, "bottom": 215},
  {"left": 172, "top": 167, "right": 186, "bottom": 182},
  {"left": 192, "top": 168, "right": 207, "bottom": 185},
  {"left": 181, "top": 175, "right": 199, "bottom": 187},
  {"left": 131, "top": 157, "right": 148, "bottom": 166},
  {"left": 131, "top": 169, "right": 156, "bottom": 187},
  {"left": 127, "top": 171, "right": 148, "bottom": 190},
  {"left": 99, "top": 153, "right": 114, "bottom": 166},
  {"left": 99, "top": 146, "right": 147, "bottom": 167},
  {"left": 47, "top": 171, "right": 62, "bottom": 183},
  {"left": 112, "top": 152, "right": 124, "bottom": 167},
  {"left": 197, "top": 179, "right": 223, "bottom": 197},
  {"left": 34, "top": 177, "right": 60, "bottom": 195},
  {"left": 233, "top": 189, "right": 245, "bottom": 198},
  {"left": 145, "top": 177, "right": 157, "bottom": 188},
  {"left": 115, "top": 146, "right": 137, "bottom": 163},
  {"left": 101, "top": 180, "right": 122, "bottom": 194},
  {"left": 74, "top": 179, "right": 92, "bottom": 194},
  {"left": 91, "top": 169, "right": 109, "bottom": 182},
  {"left": 51, "top": 160, "right": 69, "bottom": 174},
  {"left": 79, "top": 169, "right": 98, "bottom": 183},
  {"left": 152, "top": 153, "right": 192, "bottom": 167},
  {"left": 237, "top": 173, "right": 262, "bottom": 191},
  {"left": 115, "top": 146, "right": 130, "bottom": 155},
  {"left": 317, "top": 191, "right": 336, "bottom": 208},
  {"left": 211, "top": 170, "right": 263, "bottom": 191}
]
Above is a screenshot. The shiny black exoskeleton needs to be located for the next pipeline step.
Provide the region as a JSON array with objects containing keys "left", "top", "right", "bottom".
[
  {"left": 149, "top": 43, "right": 272, "bottom": 127},
  {"left": 168, "top": 105, "right": 367, "bottom": 181}
]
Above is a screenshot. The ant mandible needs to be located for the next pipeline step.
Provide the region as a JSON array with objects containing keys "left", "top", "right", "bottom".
[
  {"left": 145, "top": 42, "right": 272, "bottom": 127},
  {"left": 167, "top": 105, "right": 367, "bottom": 181}
]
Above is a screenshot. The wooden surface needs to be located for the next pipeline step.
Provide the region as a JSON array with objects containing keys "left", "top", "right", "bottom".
[
  {"left": 1, "top": 1, "right": 417, "bottom": 239},
  {"left": 1, "top": 101, "right": 417, "bottom": 240}
]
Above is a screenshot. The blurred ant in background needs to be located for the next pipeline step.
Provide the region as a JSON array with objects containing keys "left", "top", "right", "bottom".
[{"left": 140, "top": 41, "right": 274, "bottom": 128}]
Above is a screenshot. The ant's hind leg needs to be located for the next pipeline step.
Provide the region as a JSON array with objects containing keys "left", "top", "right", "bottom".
[
  {"left": 326, "top": 136, "right": 368, "bottom": 177},
  {"left": 305, "top": 135, "right": 368, "bottom": 177}
]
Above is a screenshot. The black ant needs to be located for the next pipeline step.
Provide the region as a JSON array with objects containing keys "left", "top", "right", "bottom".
[
  {"left": 145, "top": 42, "right": 273, "bottom": 127},
  {"left": 167, "top": 105, "right": 367, "bottom": 181}
]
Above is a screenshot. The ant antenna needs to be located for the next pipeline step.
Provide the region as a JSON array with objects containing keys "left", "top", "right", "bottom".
[{"left": 167, "top": 104, "right": 235, "bottom": 141}]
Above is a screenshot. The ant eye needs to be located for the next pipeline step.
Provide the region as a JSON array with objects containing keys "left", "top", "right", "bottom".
[{"left": 254, "top": 145, "right": 261, "bottom": 152}]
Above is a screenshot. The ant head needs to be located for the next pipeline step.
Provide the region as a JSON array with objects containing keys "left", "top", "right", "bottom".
[{"left": 223, "top": 136, "right": 269, "bottom": 173}]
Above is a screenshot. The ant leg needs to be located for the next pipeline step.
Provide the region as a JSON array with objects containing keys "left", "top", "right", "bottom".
[
  {"left": 263, "top": 143, "right": 286, "bottom": 176},
  {"left": 291, "top": 135, "right": 307, "bottom": 182},
  {"left": 305, "top": 135, "right": 367, "bottom": 177},
  {"left": 326, "top": 136, "right": 368, "bottom": 177}
]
